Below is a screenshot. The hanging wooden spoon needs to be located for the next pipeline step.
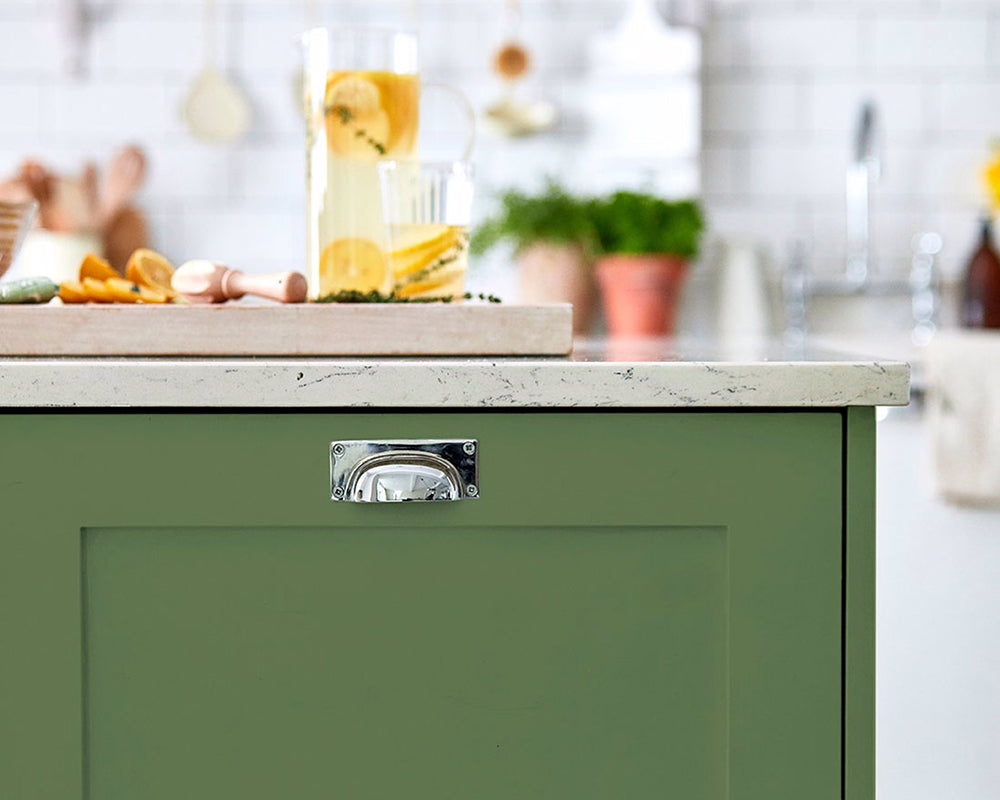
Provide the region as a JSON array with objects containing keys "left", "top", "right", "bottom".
[
  {"left": 96, "top": 146, "right": 146, "bottom": 231},
  {"left": 485, "top": 0, "right": 556, "bottom": 137},
  {"left": 182, "top": 0, "right": 251, "bottom": 143}
]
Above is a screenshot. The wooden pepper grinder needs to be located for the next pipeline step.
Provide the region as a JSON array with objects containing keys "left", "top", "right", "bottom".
[{"left": 960, "top": 216, "right": 1000, "bottom": 329}]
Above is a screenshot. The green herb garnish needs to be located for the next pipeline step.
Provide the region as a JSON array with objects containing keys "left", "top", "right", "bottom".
[
  {"left": 327, "top": 104, "right": 387, "bottom": 155},
  {"left": 313, "top": 290, "right": 501, "bottom": 304}
]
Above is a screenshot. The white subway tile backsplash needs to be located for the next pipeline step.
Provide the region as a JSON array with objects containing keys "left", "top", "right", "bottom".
[
  {"left": 182, "top": 207, "right": 302, "bottom": 269},
  {"left": 0, "top": 17, "right": 59, "bottom": 76},
  {"left": 701, "top": 144, "right": 742, "bottom": 199},
  {"left": 744, "top": 14, "right": 861, "bottom": 70},
  {"left": 143, "top": 145, "right": 235, "bottom": 202},
  {"left": 0, "top": 85, "right": 41, "bottom": 137},
  {"left": 871, "top": 16, "right": 987, "bottom": 72},
  {"left": 743, "top": 142, "right": 847, "bottom": 199},
  {"left": 704, "top": 79, "right": 799, "bottom": 134},
  {"left": 918, "top": 143, "right": 993, "bottom": 205},
  {"left": 39, "top": 82, "right": 170, "bottom": 144},
  {"left": 102, "top": 11, "right": 204, "bottom": 77},
  {"left": 232, "top": 143, "right": 304, "bottom": 202},
  {"left": 939, "top": 81, "right": 1000, "bottom": 134}
]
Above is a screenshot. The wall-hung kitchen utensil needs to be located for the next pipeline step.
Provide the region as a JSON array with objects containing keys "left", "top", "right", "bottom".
[
  {"left": 96, "top": 146, "right": 146, "bottom": 230},
  {"left": 172, "top": 260, "right": 308, "bottom": 304},
  {"left": 182, "top": 0, "right": 251, "bottom": 144},
  {"left": 59, "top": 0, "right": 113, "bottom": 77},
  {"left": 484, "top": 0, "right": 557, "bottom": 137},
  {"left": 80, "top": 162, "right": 99, "bottom": 231}
]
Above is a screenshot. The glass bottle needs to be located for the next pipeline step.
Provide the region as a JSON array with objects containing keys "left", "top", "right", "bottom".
[{"left": 961, "top": 216, "right": 1000, "bottom": 329}]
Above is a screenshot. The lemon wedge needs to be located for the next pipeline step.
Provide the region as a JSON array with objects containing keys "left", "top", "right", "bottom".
[
  {"left": 79, "top": 252, "right": 117, "bottom": 282},
  {"left": 125, "top": 249, "right": 177, "bottom": 299}
]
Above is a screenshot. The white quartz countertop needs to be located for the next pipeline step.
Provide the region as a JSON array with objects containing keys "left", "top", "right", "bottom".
[{"left": 0, "top": 338, "right": 909, "bottom": 408}]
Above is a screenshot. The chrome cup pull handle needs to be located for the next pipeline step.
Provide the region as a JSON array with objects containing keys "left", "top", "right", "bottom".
[{"left": 331, "top": 440, "right": 479, "bottom": 503}]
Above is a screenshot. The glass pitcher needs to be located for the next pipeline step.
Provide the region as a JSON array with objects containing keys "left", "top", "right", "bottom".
[{"left": 302, "top": 27, "right": 473, "bottom": 299}]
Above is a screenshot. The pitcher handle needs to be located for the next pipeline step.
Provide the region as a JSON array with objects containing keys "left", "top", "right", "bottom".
[{"left": 422, "top": 82, "right": 477, "bottom": 162}]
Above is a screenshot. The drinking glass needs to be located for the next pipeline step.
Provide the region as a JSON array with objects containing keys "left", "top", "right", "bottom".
[{"left": 377, "top": 160, "right": 474, "bottom": 300}]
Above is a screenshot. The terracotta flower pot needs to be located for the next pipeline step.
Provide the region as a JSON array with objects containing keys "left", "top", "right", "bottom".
[
  {"left": 517, "top": 242, "right": 596, "bottom": 335},
  {"left": 595, "top": 254, "right": 688, "bottom": 337}
]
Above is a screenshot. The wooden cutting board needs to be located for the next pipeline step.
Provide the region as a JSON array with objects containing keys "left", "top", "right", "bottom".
[{"left": 0, "top": 303, "right": 573, "bottom": 356}]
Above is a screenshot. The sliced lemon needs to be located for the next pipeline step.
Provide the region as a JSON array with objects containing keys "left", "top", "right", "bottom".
[
  {"left": 82, "top": 277, "right": 113, "bottom": 303},
  {"left": 59, "top": 280, "right": 88, "bottom": 303},
  {"left": 319, "top": 237, "right": 387, "bottom": 293},
  {"left": 395, "top": 266, "right": 466, "bottom": 299},
  {"left": 389, "top": 227, "right": 462, "bottom": 278},
  {"left": 106, "top": 277, "right": 143, "bottom": 303},
  {"left": 324, "top": 73, "right": 391, "bottom": 158},
  {"left": 325, "top": 74, "right": 382, "bottom": 118},
  {"left": 325, "top": 109, "right": 390, "bottom": 158},
  {"left": 79, "top": 252, "right": 117, "bottom": 282},
  {"left": 125, "top": 248, "right": 177, "bottom": 299},
  {"left": 137, "top": 285, "right": 168, "bottom": 304}
]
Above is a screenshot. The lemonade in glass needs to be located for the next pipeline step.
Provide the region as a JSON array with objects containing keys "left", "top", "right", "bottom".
[{"left": 378, "top": 160, "right": 473, "bottom": 299}]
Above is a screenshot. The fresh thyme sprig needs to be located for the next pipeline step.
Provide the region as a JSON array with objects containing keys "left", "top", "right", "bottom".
[
  {"left": 327, "top": 105, "right": 387, "bottom": 155},
  {"left": 396, "top": 251, "right": 461, "bottom": 290},
  {"left": 313, "top": 289, "right": 501, "bottom": 304}
]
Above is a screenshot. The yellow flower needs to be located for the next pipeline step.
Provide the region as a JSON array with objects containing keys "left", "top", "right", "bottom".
[{"left": 982, "top": 148, "right": 1000, "bottom": 210}]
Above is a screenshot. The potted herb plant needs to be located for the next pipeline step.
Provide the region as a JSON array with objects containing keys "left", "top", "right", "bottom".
[
  {"left": 589, "top": 192, "right": 704, "bottom": 337},
  {"left": 471, "top": 182, "right": 597, "bottom": 333}
]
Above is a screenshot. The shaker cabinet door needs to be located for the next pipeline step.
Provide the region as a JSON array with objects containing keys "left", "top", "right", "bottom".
[{"left": 0, "top": 411, "right": 844, "bottom": 800}]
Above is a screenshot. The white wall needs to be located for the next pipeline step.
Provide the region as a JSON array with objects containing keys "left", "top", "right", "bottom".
[
  {"left": 704, "top": 0, "right": 1000, "bottom": 283},
  {"left": 1, "top": 0, "right": 997, "bottom": 286}
]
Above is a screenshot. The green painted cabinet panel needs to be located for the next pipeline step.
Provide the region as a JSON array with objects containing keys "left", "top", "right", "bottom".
[{"left": 0, "top": 410, "right": 867, "bottom": 799}]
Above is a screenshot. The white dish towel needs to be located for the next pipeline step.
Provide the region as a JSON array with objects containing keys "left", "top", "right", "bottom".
[{"left": 926, "top": 330, "right": 1000, "bottom": 507}]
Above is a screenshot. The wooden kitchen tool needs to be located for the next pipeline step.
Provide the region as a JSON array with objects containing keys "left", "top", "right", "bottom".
[
  {"left": 181, "top": 0, "right": 251, "bottom": 143},
  {"left": 96, "top": 146, "right": 146, "bottom": 230},
  {"left": 172, "top": 260, "right": 308, "bottom": 304}
]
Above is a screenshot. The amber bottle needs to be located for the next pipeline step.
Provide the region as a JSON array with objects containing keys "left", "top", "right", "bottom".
[{"left": 961, "top": 217, "right": 1000, "bottom": 328}]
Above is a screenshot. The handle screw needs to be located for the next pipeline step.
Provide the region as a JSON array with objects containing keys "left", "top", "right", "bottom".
[
  {"left": 333, "top": 486, "right": 345, "bottom": 499},
  {"left": 463, "top": 441, "right": 476, "bottom": 455},
  {"left": 332, "top": 443, "right": 346, "bottom": 457},
  {"left": 466, "top": 484, "right": 478, "bottom": 497}
]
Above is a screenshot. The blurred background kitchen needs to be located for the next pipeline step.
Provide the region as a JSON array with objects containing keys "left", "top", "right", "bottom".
[{"left": 2, "top": 1, "right": 1000, "bottom": 798}]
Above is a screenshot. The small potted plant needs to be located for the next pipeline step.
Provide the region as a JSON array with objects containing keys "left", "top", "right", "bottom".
[
  {"left": 589, "top": 191, "right": 704, "bottom": 337},
  {"left": 471, "top": 182, "right": 597, "bottom": 333}
]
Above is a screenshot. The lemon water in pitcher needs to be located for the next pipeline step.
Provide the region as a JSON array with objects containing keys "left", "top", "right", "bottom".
[{"left": 303, "top": 28, "right": 473, "bottom": 299}]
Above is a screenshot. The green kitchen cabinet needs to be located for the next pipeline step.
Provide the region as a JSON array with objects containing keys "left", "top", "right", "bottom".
[{"left": 0, "top": 408, "right": 875, "bottom": 800}]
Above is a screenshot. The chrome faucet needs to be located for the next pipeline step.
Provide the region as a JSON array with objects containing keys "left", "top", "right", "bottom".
[
  {"left": 845, "top": 101, "right": 880, "bottom": 286},
  {"left": 781, "top": 100, "right": 942, "bottom": 346}
]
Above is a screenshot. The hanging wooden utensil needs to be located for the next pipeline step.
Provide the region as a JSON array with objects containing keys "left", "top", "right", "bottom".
[{"left": 182, "top": 0, "right": 251, "bottom": 143}]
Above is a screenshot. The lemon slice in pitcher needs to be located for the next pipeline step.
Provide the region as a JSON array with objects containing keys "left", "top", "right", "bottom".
[
  {"left": 324, "top": 73, "right": 391, "bottom": 158},
  {"left": 320, "top": 237, "right": 388, "bottom": 292},
  {"left": 326, "top": 74, "right": 382, "bottom": 117}
]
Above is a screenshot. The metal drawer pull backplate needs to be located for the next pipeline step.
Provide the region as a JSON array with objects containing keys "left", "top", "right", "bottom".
[{"left": 330, "top": 440, "right": 479, "bottom": 503}]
